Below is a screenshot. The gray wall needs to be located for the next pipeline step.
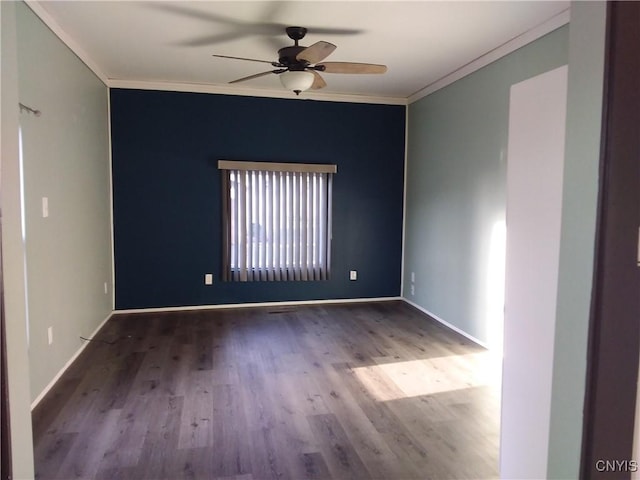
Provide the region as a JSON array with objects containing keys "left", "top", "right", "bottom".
[
  {"left": 404, "top": 26, "right": 569, "bottom": 345},
  {"left": 1, "top": 4, "right": 113, "bottom": 472},
  {"left": 405, "top": 3, "right": 607, "bottom": 476},
  {"left": 1, "top": 2, "right": 35, "bottom": 476},
  {"left": 15, "top": 2, "right": 113, "bottom": 403},
  {"left": 547, "top": 2, "right": 606, "bottom": 477}
]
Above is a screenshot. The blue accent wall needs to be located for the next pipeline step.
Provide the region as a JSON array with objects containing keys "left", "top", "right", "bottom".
[{"left": 110, "top": 89, "right": 405, "bottom": 309}]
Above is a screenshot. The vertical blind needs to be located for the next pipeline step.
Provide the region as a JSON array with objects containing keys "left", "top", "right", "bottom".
[{"left": 219, "top": 161, "right": 336, "bottom": 282}]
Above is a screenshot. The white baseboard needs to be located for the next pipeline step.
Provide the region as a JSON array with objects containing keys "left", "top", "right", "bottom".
[
  {"left": 118, "top": 297, "right": 488, "bottom": 350},
  {"left": 30, "top": 312, "right": 113, "bottom": 410},
  {"left": 32, "top": 296, "right": 477, "bottom": 409},
  {"left": 114, "top": 296, "right": 403, "bottom": 315},
  {"left": 401, "top": 297, "right": 488, "bottom": 349}
]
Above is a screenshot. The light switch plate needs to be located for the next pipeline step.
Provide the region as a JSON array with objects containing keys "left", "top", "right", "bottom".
[
  {"left": 349, "top": 270, "right": 357, "bottom": 281},
  {"left": 205, "top": 273, "right": 213, "bottom": 285}
]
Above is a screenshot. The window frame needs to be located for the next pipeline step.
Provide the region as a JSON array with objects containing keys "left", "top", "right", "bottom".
[{"left": 219, "top": 160, "right": 336, "bottom": 282}]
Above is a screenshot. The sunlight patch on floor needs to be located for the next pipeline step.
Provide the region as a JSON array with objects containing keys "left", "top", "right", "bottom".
[{"left": 352, "top": 352, "right": 501, "bottom": 401}]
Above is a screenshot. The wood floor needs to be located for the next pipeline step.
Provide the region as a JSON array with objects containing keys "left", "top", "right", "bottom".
[{"left": 32, "top": 301, "right": 500, "bottom": 480}]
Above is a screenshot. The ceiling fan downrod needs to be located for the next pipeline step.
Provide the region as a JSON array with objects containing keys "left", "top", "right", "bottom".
[{"left": 285, "top": 26, "right": 308, "bottom": 45}]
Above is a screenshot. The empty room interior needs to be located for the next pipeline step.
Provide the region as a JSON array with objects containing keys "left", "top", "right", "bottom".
[{"left": 2, "top": 1, "right": 637, "bottom": 479}]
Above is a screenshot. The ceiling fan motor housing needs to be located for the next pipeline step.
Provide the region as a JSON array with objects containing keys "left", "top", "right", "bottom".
[
  {"left": 279, "top": 26, "right": 312, "bottom": 71},
  {"left": 278, "top": 46, "right": 309, "bottom": 70}
]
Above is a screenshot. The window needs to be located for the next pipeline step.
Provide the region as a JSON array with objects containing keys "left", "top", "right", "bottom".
[{"left": 219, "top": 160, "right": 336, "bottom": 282}]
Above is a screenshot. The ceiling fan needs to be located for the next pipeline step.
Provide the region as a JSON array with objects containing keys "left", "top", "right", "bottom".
[{"left": 213, "top": 26, "right": 387, "bottom": 95}]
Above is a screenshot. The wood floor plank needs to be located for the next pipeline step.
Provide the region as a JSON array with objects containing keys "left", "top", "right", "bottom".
[
  {"left": 129, "top": 333, "right": 174, "bottom": 393},
  {"left": 178, "top": 390, "right": 215, "bottom": 450},
  {"left": 167, "top": 445, "right": 217, "bottom": 480},
  {"left": 93, "top": 466, "right": 139, "bottom": 480},
  {"left": 31, "top": 376, "right": 82, "bottom": 439},
  {"left": 95, "top": 351, "right": 146, "bottom": 411},
  {"left": 307, "top": 413, "right": 372, "bottom": 480},
  {"left": 162, "top": 342, "right": 196, "bottom": 397},
  {"left": 135, "top": 395, "right": 184, "bottom": 479},
  {"left": 209, "top": 383, "right": 252, "bottom": 478},
  {"left": 33, "top": 431, "right": 77, "bottom": 479},
  {"left": 95, "top": 394, "right": 155, "bottom": 474},
  {"left": 299, "top": 452, "right": 332, "bottom": 480},
  {"left": 237, "top": 361, "right": 293, "bottom": 480},
  {"left": 260, "top": 372, "right": 327, "bottom": 479},
  {"left": 302, "top": 355, "right": 415, "bottom": 480},
  {"left": 32, "top": 301, "right": 500, "bottom": 479},
  {"left": 213, "top": 475, "right": 254, "bottom": 480},
  {"left": 330, "top": 361, "right": 436, "bottom": 472},
  {"left": 277, "top": 371, "right": 331, "bottom": 417},
  {"left": 55, "top": 407, "right": 121, "bottom": 480},
  {"left": 245, "top": 425, "right": 290, "bottom": 480}
]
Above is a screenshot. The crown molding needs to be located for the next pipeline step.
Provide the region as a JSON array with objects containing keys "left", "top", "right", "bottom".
[
  {"left": 23, "top": 2, "right": 402, "bottom": 105},
  {"left": 407, "top": 7, "right": 571, "bottom": 104},
  {"left": 24, "top": 1, "right": 568, "bottom": 107},
  {"left": 107, "top": 79, "right": 407, "bottom": 106},
  {"left": 25, "top": 1, "right": 108, "bottom": 85}
]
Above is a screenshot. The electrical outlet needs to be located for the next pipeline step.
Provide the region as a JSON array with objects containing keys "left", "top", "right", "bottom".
[
  {"left": 104, "top": 282, "right": 108, "bottom": 294},
  {"left": 349, "top": 270, "right": 357, "bottom": 281},
  {"left": 42, "top": 197, "right": 49, "bottom": 218},
  {"left": 47, "top": 326, "right": 53, "bottom": 345},
  {"left": 205, "top": 273, "right": 213, "bottom": 285},
  {"left": 410, "top": 285, "right": 415, "bottom": 296}
]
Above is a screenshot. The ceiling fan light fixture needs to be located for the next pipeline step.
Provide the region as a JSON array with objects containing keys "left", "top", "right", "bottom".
[{"left": 279, "top": 70, "right": 315, "bottom": 95}]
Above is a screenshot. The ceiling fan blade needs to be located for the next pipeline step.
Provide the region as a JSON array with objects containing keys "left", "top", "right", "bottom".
[
  {"left": 148, "top": 3, "right": 248, "bottom": 27},
  {"left": 180, "top": 32, "right": 250, "bottom": 47},
  {"left": 149, "top": 3, "right": 286, "bottom": 36},
  {"left": 297, "top": 41, "right": 337, "bottom": 64},
  {"left": 310, "top": 71, "right": 327, "bottom": 90},
  {"left": 319, "top": 62, "right": 388, "bottom": 74},
  {"left": 213, "top": 54, "right": 280, "bottom": 66},
  {"left": 229, "top": 70, "right": 279, "bottom": 84},
  {"left": 149, "top": 3, "right": 364, "bottom": 47},
  {"left": 305, "top": 27, "right": 363, "bottom": 36}
]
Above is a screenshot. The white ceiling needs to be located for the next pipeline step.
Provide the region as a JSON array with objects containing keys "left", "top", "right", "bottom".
[{"left": 31, "top": 1, "right": 570, "bottom": 103}]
